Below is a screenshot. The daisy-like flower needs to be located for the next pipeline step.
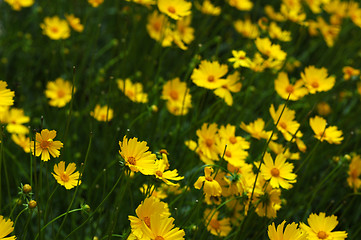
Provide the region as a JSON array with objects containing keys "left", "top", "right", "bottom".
[
  {"left": 175, "top": 16, "right": 195, "bottom": 45},
  {"left": 0, "top": 215, "right": 16, "bottom": 240},
  {"left": 31, "top": 129, "right": 63, "bottom": 162},
  {"left": 191, "top": 60, "right": 228, "bottom": 90},
  {"left": 274, "top": 72, "right": 308, "bottom": 101},
  {"left": 117, "top": 78, "right": 148, "bottom": 103},
  {"left": 65, "top": 14, "right": 84, "bottom": 32},
  {"left": 252, "top": 180, "right": 282, "bottom": 218},
  {"left": 268, "top": 220, "right": 306, "bottom": 240},
  {"left": 161, "top": 78, "right": 192, "bottom": 116},
  {"left": 126, "top": 0, "right": 156, "bottom": 7},
  {"left": 0, "top": 81, "right": 15, "bottom": 107},
  {"left": 154, "top": 158, "right": 184, "bottom": 186},
  {"left": 300, "top": 212, "right": 347, "bottom": 240},
  {"left": 4, "top": 0, "right": 34, "bottom": 11},
  {"left": 309, "top": 116, "right": 343, "bottom": 144},
  {"left": 119, "top": 136, "right": 157, "bottom": 175},
  {"left": 255, "top": 37, "right": 287, "bottom": 61},
  {"left": 261, "top": 152, "right": 297, "bottom": 189},
  {"left": 157, "top": 0, "right": 192, "bottom": 20},
  {"left": 301, "top": 66, "right": 335, "bottom": 94},
  {"left": 347, "top": 154, "right": 361, "bottom": 191},
  {"left": 40, "top": 16, "right": 70, "bottom": 40},
  {"left": 90, "top": 104, "right": 114, "bottom": 122},
  {"left": 146, "top": 11, "right": 172, "bottom": 47},
  {"left": 268, "top": 141, "right": 300, "bottom": 160},
  {"left": 144, "top": 214, "right": 185, "bottom": 240},
  {"left": 11, "top": 134, "right": 31, "bottom": 153},
  {"left": 233, "top": 18, "right": 260, "bottom": 39},
  {"left": 52, "top": 161, "right": 81, "bottom": 189},
  {"left": 342, "top": 66, "right": 360, "bottom": 80},
  {"left": 45, "top": 78, "right": 75, "bottom": 108},
  {"left": 268, "top": 22, "right": 292, "bottom": 42},
  {"left": 228, "top": 0, "right": 253, "bottom": 11},
  {"left": 317, "top": 102, "right": 331, "bottom": 116},
  {"left": 213, "top": 71, "right": 243, "bottom": 106},
  {"left": 194, "top": 167, "right": 222, "bottom": 197},
  {"left": 196, "top": 123, "right": 220, "bottom": 160},
  {"left": 88, "top": 0, "right": 104, "bottom": 7},
  {"left": 196, "top": 0, "right": 221, "bottom": 16},
  {"left": 228, "top": 50, "right": 252, "bottom": 68},
  {"left": 204, "top": 209, "right": 232, "bottom": 237},
  {"left": 240, "top": 118, "right": 278, "bottom": 140},
  {"left": 2, "top": 108, "right": 30, "bottom": 134}
]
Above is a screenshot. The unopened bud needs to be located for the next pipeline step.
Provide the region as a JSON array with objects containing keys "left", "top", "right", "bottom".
[
  {"left": 23, "top": 184, "right": 32, "bottom": 194},
  {"left": 29, "top": 200, "right": 37, "bottom": 209}
]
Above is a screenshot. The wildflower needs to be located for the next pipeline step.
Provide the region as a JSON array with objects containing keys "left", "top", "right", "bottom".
[
  {"left": 228, "top": 50, "right": 252, "bottom": 69},
  {"left": 28, "top": 200, "right": 37, "bottom": 209},
  {"left": 2, "top": 108, "right": 30, "bottom": 134},
  {"left": 146, "top": 11, "right": 172, "bottom": 47},
  {"left": 280, "top": 3, "right": 306, "bottom": 24},
  {"left": 317, "top": 102, "right": 331, "bottom": 116},
  {"left": 300, "top": 212, "right": 347, "bottom": 240},
  {"left": 233, "top": 18, "right": 259, "bottom": 39},
  {"left": 309, "top": 116, "right": 343, "bottom": 144},
  {"left": 117, "top": 78, "right": 148, "bottom": 103},
  {"left": 144, "top": 214, "right": 185, "bottom": 240},
  {"left": 274, "top": 72, "right": 308, "bottom": 101},
  {"left": 227, "top": 0, "right": 253, "bottom": 11},
  {"left": 175, "top": 16, "right": 194, "bottom": 45},
  {"left": 4, "top": 0, "right": 34, "bottom": 11},
  {"left": 213, "top": 71, "right": 242, "bottom": 106},
  {"left": 191, "top": 60, "right": 228, "bottom": 90},
  {"left": 301, "top": 66, "right": 335, "bottom": 94},
  {"left": 154, "top": 158, "right": 184, "bottom": 186},
  {"left": 40, "top": 16, "right": 70, "bottom": 40},
  {"left": 204, "top": 209, "right": 231, "bottom": 237},
  {"left": 30, "top": 129, "right": 63, "bottom": 162},
  {"left": 240, "top": 118, "right": 278, "bottom": 140},
  {"left": 23, "top": 184, "right": 32, "bottom": 194},
  {"left": 255, "top": 37, "right": 287, "bottom": 61},
  {"left": 268, "top": 22, "right": 291, "bottom": 42},
  {"left": 140, "top": 184, "right": 167, "bottom": 199},
  {"left": 196, "top": 123, "right": 220, "bottom": 160},
  {"left": 218, "top": 124, "right": 249, "bottom": 148},
  {"left": 88, "top": 0, "right": 104, "bottom": 7},
  {"left": 45, "top": 78, "right": 75, "bottom": 108},
  {"left": 254, "top": 183, "right": 282, "bottom": 218},
  {"left": 268, "top": 221, "right": 306, "bottom": 240},
  {"left": 194, "top": 167, "right": 222, "bottom": 197},
  {"left": 0, "top": 216, "right": 16, "bottom": 240},
  {"left": 261, "top": 152, "right": 297, "bottom": 189},
  {"left": 268, "top": 141, "right": 300, "bottom": 160},
  {"left": 185, "top": 140, "right": 214, "bottom": 165},
  {"left": 119, "top": 136, "right": 157, "bottom": 175},
  {"left": 264, "top": 5, "right": 286, "bottom": 22},
  {"left": 161, "top": 78, "right": 192, "bottom": 115},
  {"left": 343, "top": 66, "right": 360, "bottom": 80},
  {"left": 157, "top": 0, "right": 191, "bottom": 20},
  {"left": 52, "top": 161, "right": 81, "bottom": 189},
  {"left": 0, "top": 81, "right": 15, "bottom": 107},
  {"left": 217, "top": 138, "right": 248, "bottom": 167},
  {"left": 316, "top": 17, "right": 340, "bottom": 47},
  {"left": 196, "top": 0, "right": 221, "bottom": 16},
  {"left": 65, "top": 14, "right": 84, "bottom": 32},
  {"left": 90, "top": 104, "right": 114, "bottom": 122},
  {"left": 347, "top": 155, "right": 361, "bottom": 191},
  {"left": 11, "top": 134, "right": 31, "bottom": 153}
]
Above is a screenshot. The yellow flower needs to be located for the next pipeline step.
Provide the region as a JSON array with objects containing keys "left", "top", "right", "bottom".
[
  {"left": 347, "top": 155, "right": 361, "bottom": 191},
  {"left": 140, "top": 184, "right": 167, "bottom": 199},
  {"left": 40, "top": 16, "right": 70, "bottom": 40},
  {"left": 119, "top": 136, "right": 157, "bottom": 175},
  {"left": 264, "top": 5, "right": 286, "bottom": 22},
  {"left": 213, "top": 71, "right": 242, "bottom": 106},
  {"left": 228, "top": 50, "right": 252, "bottom": 69},
  {"left": 52, "top": 161, "right": 81, "bottom": 189},
  {"left": 161, "top": 78, "right": 192, "bottom": 116},
  {"left": 65, "top": 14, "right": 84, "bottom": 32},
  {"left": 204, "top": 209, "right": 231, "bottom": 237},
  {"left": 31, "top": 129, "right": 63, "bottom": 162},
  {"left": 233, "top": 18, "right": 259, "bottom": 39},
  {"left": 316, "top": 102, "right": 331, "bottom": 116},
  {"left": 309, "top": 116, "right": 343, "bottom": 144},
  {"left": 11, "top": 134, "right": 31, "bottom": 153},
  {"left": 268, "top": 141, "right": 300, "bottom": 160},
  {"left": 301, "top": 66, "right": 335, "bottom": 94},
  {"left": 4, "top": 0, "right": 34, "bottom": 11},
  {"left": 196, "top": 0, "right": 221, "bottom": 16},
  {"left": 157, "top": 0, "right": 192, "bottom": 20},
  {"left": 144, "top": 214, "right": 185, "bottom": 240},
  {"left": 154, "top": 158, "right": 184, "bottom": 186},
  {"left": 274, "top": 72, "right": 308, "bottom": 101},
  {"left": 217, "top": 138, "right": 248, "bottom": 167},
  {"left": 90, "top": 104, "right": 114, "bottom": 122},
  {"left": 255, "top": 37, "right": 287, "bottom": 61},
  {"left": 191, "top": 60, "right": 228, "bottom": 90},
  {"left": 0, "top": 81, "right": 15, "bottom": 107},
  {"left": 117, "top": 78, "right": 148, "bottom": 103},
  {"left": 227, "top": 0, "right": 253, "bottom": 11},
  {"left": 194, "top": 167, "right": 222, "bottom": 197},
  {"left": 254, "top": 183, "right": 282, "bottom": 218},
  {"left": 268, "top": 221, "right": 306, "bottom": 240},
  {"left": 1, "top": 108, "right": 29, "bottom": 134},
  {"left": 240, "top": 118, "right": 278, "bottom": 140},
  {"left": 261, "top": 152, "right": 297, "bottom": 189},
  {"left": 280, "top": 3, "right": 306, "bottom": 24},
  {"left": 185, "top": 140, "right": 214, "bottom": 165},
  {"left": 88, "top": 0, "right": 104, "bottom": 7},
  {"left": 268, "top": 22, "right": 292, "bottom": 42},
  {"left": 316, "top": 17, "right": 340, "bottom": 47},
  {"left": 146, "top": 11, "right": 172, "bottom": 47},
  {"left": 0, "top": 215, "right": 16, "bottom": 240},
  {"left": 342, "top": 66, "right": 360, "bottom": 80},
  {"left": 45, "top": 78, "right": 75, "bottom": 108},
  {"left": 196, "top": 123, "right": 220, "bottom": 160},
  {"left": 175, "top": 16, "right": 195, "bottom": 45},
  {"left": 300, "top": 213, "right": 347, "bottom": 240}
]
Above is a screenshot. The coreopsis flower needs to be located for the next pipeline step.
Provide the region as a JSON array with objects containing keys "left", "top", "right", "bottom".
[
  {"left": 255, "top": 37, "right": 287, "bottom": 61},
  {"left": 191, "top": 60, "right": 228, "bottom": 90},
  {"left": 218, "top": 124, "right": 249, "bottom": 148},
  {"left": 52, "top": 161, "right": 81, "bottom": 189},
  {"left": 316, "top": 102, "right": 331, "bottom": 116},
  {"left": 144, "top": 214, "right": 185, "bottom": 240},
  {"left": 2, "top": 108, "right": 30, "bottom": 134},
  {"left": 300, "top": 213, "right": 348, "bottom": 240},
  {"left": 228, "top": 50, "right": 252, "bottom": 69},
  {"left": 264, "top": 5, "right": 286, "bottom": 22},
  {"left": 268, "top": 221, "right": 306, "bottom": 240},
  {"left": 185, "top": 140, "right": 214, "bottom": 165},
  {"left": 274, "top": 72, "right": 308, "bottom": 101},
  {"left": 154, "top": 158, "right": 184, "bottom": 186},
  {"left": 11, "top": 134, "right": 31, "bottom": 153},
  {"left": 348, "top": 3, "right": 361, "bottom": 28},
  {"left": 196, "top": 0, "right": 221, "bottom": 16},
  {"left": 309, "top": 116, "right": 343, "bottom": 144},
  {"left": 233, "top": 18, "right": 260, "bottom": 39},
  {"left": 342, "top": 66, "right": 360, "bottom": 80},
  {"left": 157, "top": 0, "right": 191, "bottom": 20},
  {"left": 146, "top": 11, "right": 172, "bottom": 47},
  {"left": 217, "top": 138, "right": 248, "bottom": 167},
  {"left": 117, "top": 78, "right": 148, "bottom": 103},
  {"left": 40, "top": 16, "right": 70, "bottom": 40},
  {"left": 175, "top": 16, "right": 194, "bottom": 45},
  {"left": 90, "top": 104, "right": 114, "bottom": 122},
  {"left": 301, "top": 66, "right": 335, "bottom": 94},
  {"left": 204, "top": 209, "right": 232, "bottom": 237},
  {"left": 268, "top": 141, "right": 300, "bottom": 160},
  {"left": 119, "top": 136, "right": 157, "bottom": 175},
  {"left": 213, "top": 71, "right": 242, "bottom": 106},
  {"left": 316, "top": 17, "right": 340, "bottom": 47},
  {"left": 161, "top": 78, "right": 192, "bottom": 116},
  {"left": 347, "top": 155, "right": 361, "bottom": 191},
  {"left": 4, "top": 0, "right": 34, "bottom": 11},
  {"left": 196, "top": 123, "right": 220, "bottom": 160},
  {"left": 240, "top": 118, "right": 278, "bottom": 140},
  {"left": 227, "top": 0, "right": 253, "bottom": 11},
  {"left": 31, "top": 129, "right": 63, "bottom": 162},
  {"left": 88, "top": 0, "right": 104, "bottom": 7},
  {"left": 45, "top": 78, "right": 75, "bottom": 108},
  {"left": 0, "top": 81, "right": 15, "bottom": 107},
  {"left": 280, "top": 3, "right": 306, "bottom": 24},
  {"left": 268, "top": 22, "right": 291, "bottom": 42},
  {"left": 0, "top": 215, "right": 16, "bottom": 240},
  {"left": 261, "top": 152, "right": 297, "bottom": 189},
  {"left": 254, "top": 183, "right": 282, "bottom": 218},
  {"left": 65, "top": 14, "right": 84, "bottom": 32},
  {"left": 194, "top": 167, "right": 222, "bottom": 197}
]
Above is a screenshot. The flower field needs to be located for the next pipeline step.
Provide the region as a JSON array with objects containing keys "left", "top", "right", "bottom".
[{"left": 1, "top": 0, "right": 361, "bottom": 239}]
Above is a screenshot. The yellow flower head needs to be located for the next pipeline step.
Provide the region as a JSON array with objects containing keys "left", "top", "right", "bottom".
[
  {"left": 227, "top": 0, "right": 253, "bottom": 11},
  {"left": 40, "top": 16, "right": 70, "bottom": 40},
  {"left": 301, "top": 66, "right": 335, "bottom": 94},
  {"left": 347, "top": 155, "right": 361, "bottom": 191},
  {"left": 161, "top": 77, "right": 192, "bottom": 115},
  {"left": 65, "top": 14, "right": 84, "bottom": 32},
  {"left": 191, "top": 60, "right": 228, "bottom": 90},
  {"left": 274, "top": 72, "right": 308, "bottom": 101},
  {"left": 0, "top": 215, "right": 16, "bottom": 240},
  {"left": 126, "top": 0, "right": 156, "bottom": 7},
  {"left": 31, "top": 129, "right": 63, "bottom": 162},
  {"left": 240, "top": 118, "right": 278, "bottom": 141},
  {"left": 253, "top": 183, "right": 282, "bottom": 218},
  {"left": 154, "top": 158, "right": 184, "bottom": 186},
  {"left": 342, "top": 66, "right": 360, "bottom": 81},
  {"left": 157, "top": 0, "right": 192, "bottom": 20},
  {"left": 316, "top": 102, "right": 331, "bottom": 116},
  {"left": 228, "top": 50, "right": 252, "bottom": 69},
  {"left": 175, "top": 15, "right": 195, "bottom": 45},
  {"left": 213, "top": 71, "right": 242, "bottom": 106},
  {"left": 194, "top": 166, "right": 222, "bottom": 197},
  {"left": 309, "top": 116, "right": 343, "bottom": 144},
  {"left": 144, "top": 214, "right": 185, "bottom": 240},
  {"left": 90, "top": 104, "right": 114, "bottom": 122},
  {"left": 45, "top": 78, "right": 75, "bottom": 108},
  {"left": 196, "top": 0, "right": 221, "bottom": 16},
  {"left": 300, "top": 212, "right": 347, "bottom": 240},
  {"left": 233, "top": 18, "right": 260, "bottom": 39},
  {"left": 2, "top": 108, "right": 30, "bottom": 134},
  {"left": 88, "top": 0, "right": 104, "bottom": 7},
  {"left": 268, "top": 22, "right": 292, "bottom": 42},
  {"left": 268, "top": 220, "right": 306, "bottom": 240},
  {"left": 255, "top": 37, "right": 287, "bottom": 61},
  {"left": 0, "top": 81, "right": 15, "bottom": 107},
  {"left": 4, "top": 0, "right": 34, "bottom": 11},
  {"left": 196, "top": 123, "right": 220, "bottom": 160},
  {"left": 146, "top": 11, "right": 172, "bottom": 47},
  {"left": 119, "top": 136, "right": 157, "bottom": 175},
  {"left": 117, "top": 78, "right": 148, "bottom": 103},
  {"left": 12, "top": 134, "right": 31, "bottom": 153},
  {"left": 204, "top": 209, "right": 232, "bottom": 237},
  {"left": 52, "top": 161, "right": 81, "bottom": 189}
]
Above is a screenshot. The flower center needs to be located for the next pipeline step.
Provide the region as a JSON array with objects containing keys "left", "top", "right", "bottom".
[
  {"left": 155, "top": 237, "right": 165, "bottom": 240},
  {"left": 311, "top": 81, "right": 319, "bottom": 88},
  {"left": 205, "top": 139, "right": 213, "bottom": 147},
  {"left": 285, "top": 85, "right": 294, "bottom": 94},
  {"left": 208, "top": 75, "right": 215, "bottom": 82},
  {"left": 143, "top": 216, "right": 151, "bottom": 228},
  {"left": 40, "top": 139, "right": 52, "bottom": 149},
  {"left": 156, "top": 170, "right": 163, "bottom": 177},
  {"left": 271, "top": 168, "right": 280, "bottom": 177},
  {"left": 128, "top": 156, "right": 136, "bottom": 165},
  {"left": 60, "top": 172, "right": 69, "bottom": 182},
  {"left": 153, "top": 21, "right": 162, "bottom": 32},
  {"left": 239, "top": 55, "right": 245, "bottom": 60},
  {"left": 317, "top": 231, "right": 328, "bottom": 239},
  {"left": 350, "top": 169, "right": 358, "bottom": 179},
  {"left": 229, "top": 136, "right": 237, "bottom": 144},
  {"left": 126, "top": 90, "right": 135, "bottom": 98},
  {"left": 225, "top": 150, "right": 232, "bottom": 158},
  {"left": 279, "top": 122, "right": 287, "bottom": 129},
  {"left": 57, "top": 89, "right": 66, "bottom": 98},
  {"left": 168, "top": 6, "right": 176, "bottom": 14},
  {"left": 170, "top": 90, "right": 179, "bottom": 100},
  {"left": 51, "top": 27, "right": 59, "bottom": 33},
  {"left": 210, "top": 219, "right": 220, "bottom": 229},
  {"left": 205, "top": 176, "right": 213, "bottom": 181}
]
